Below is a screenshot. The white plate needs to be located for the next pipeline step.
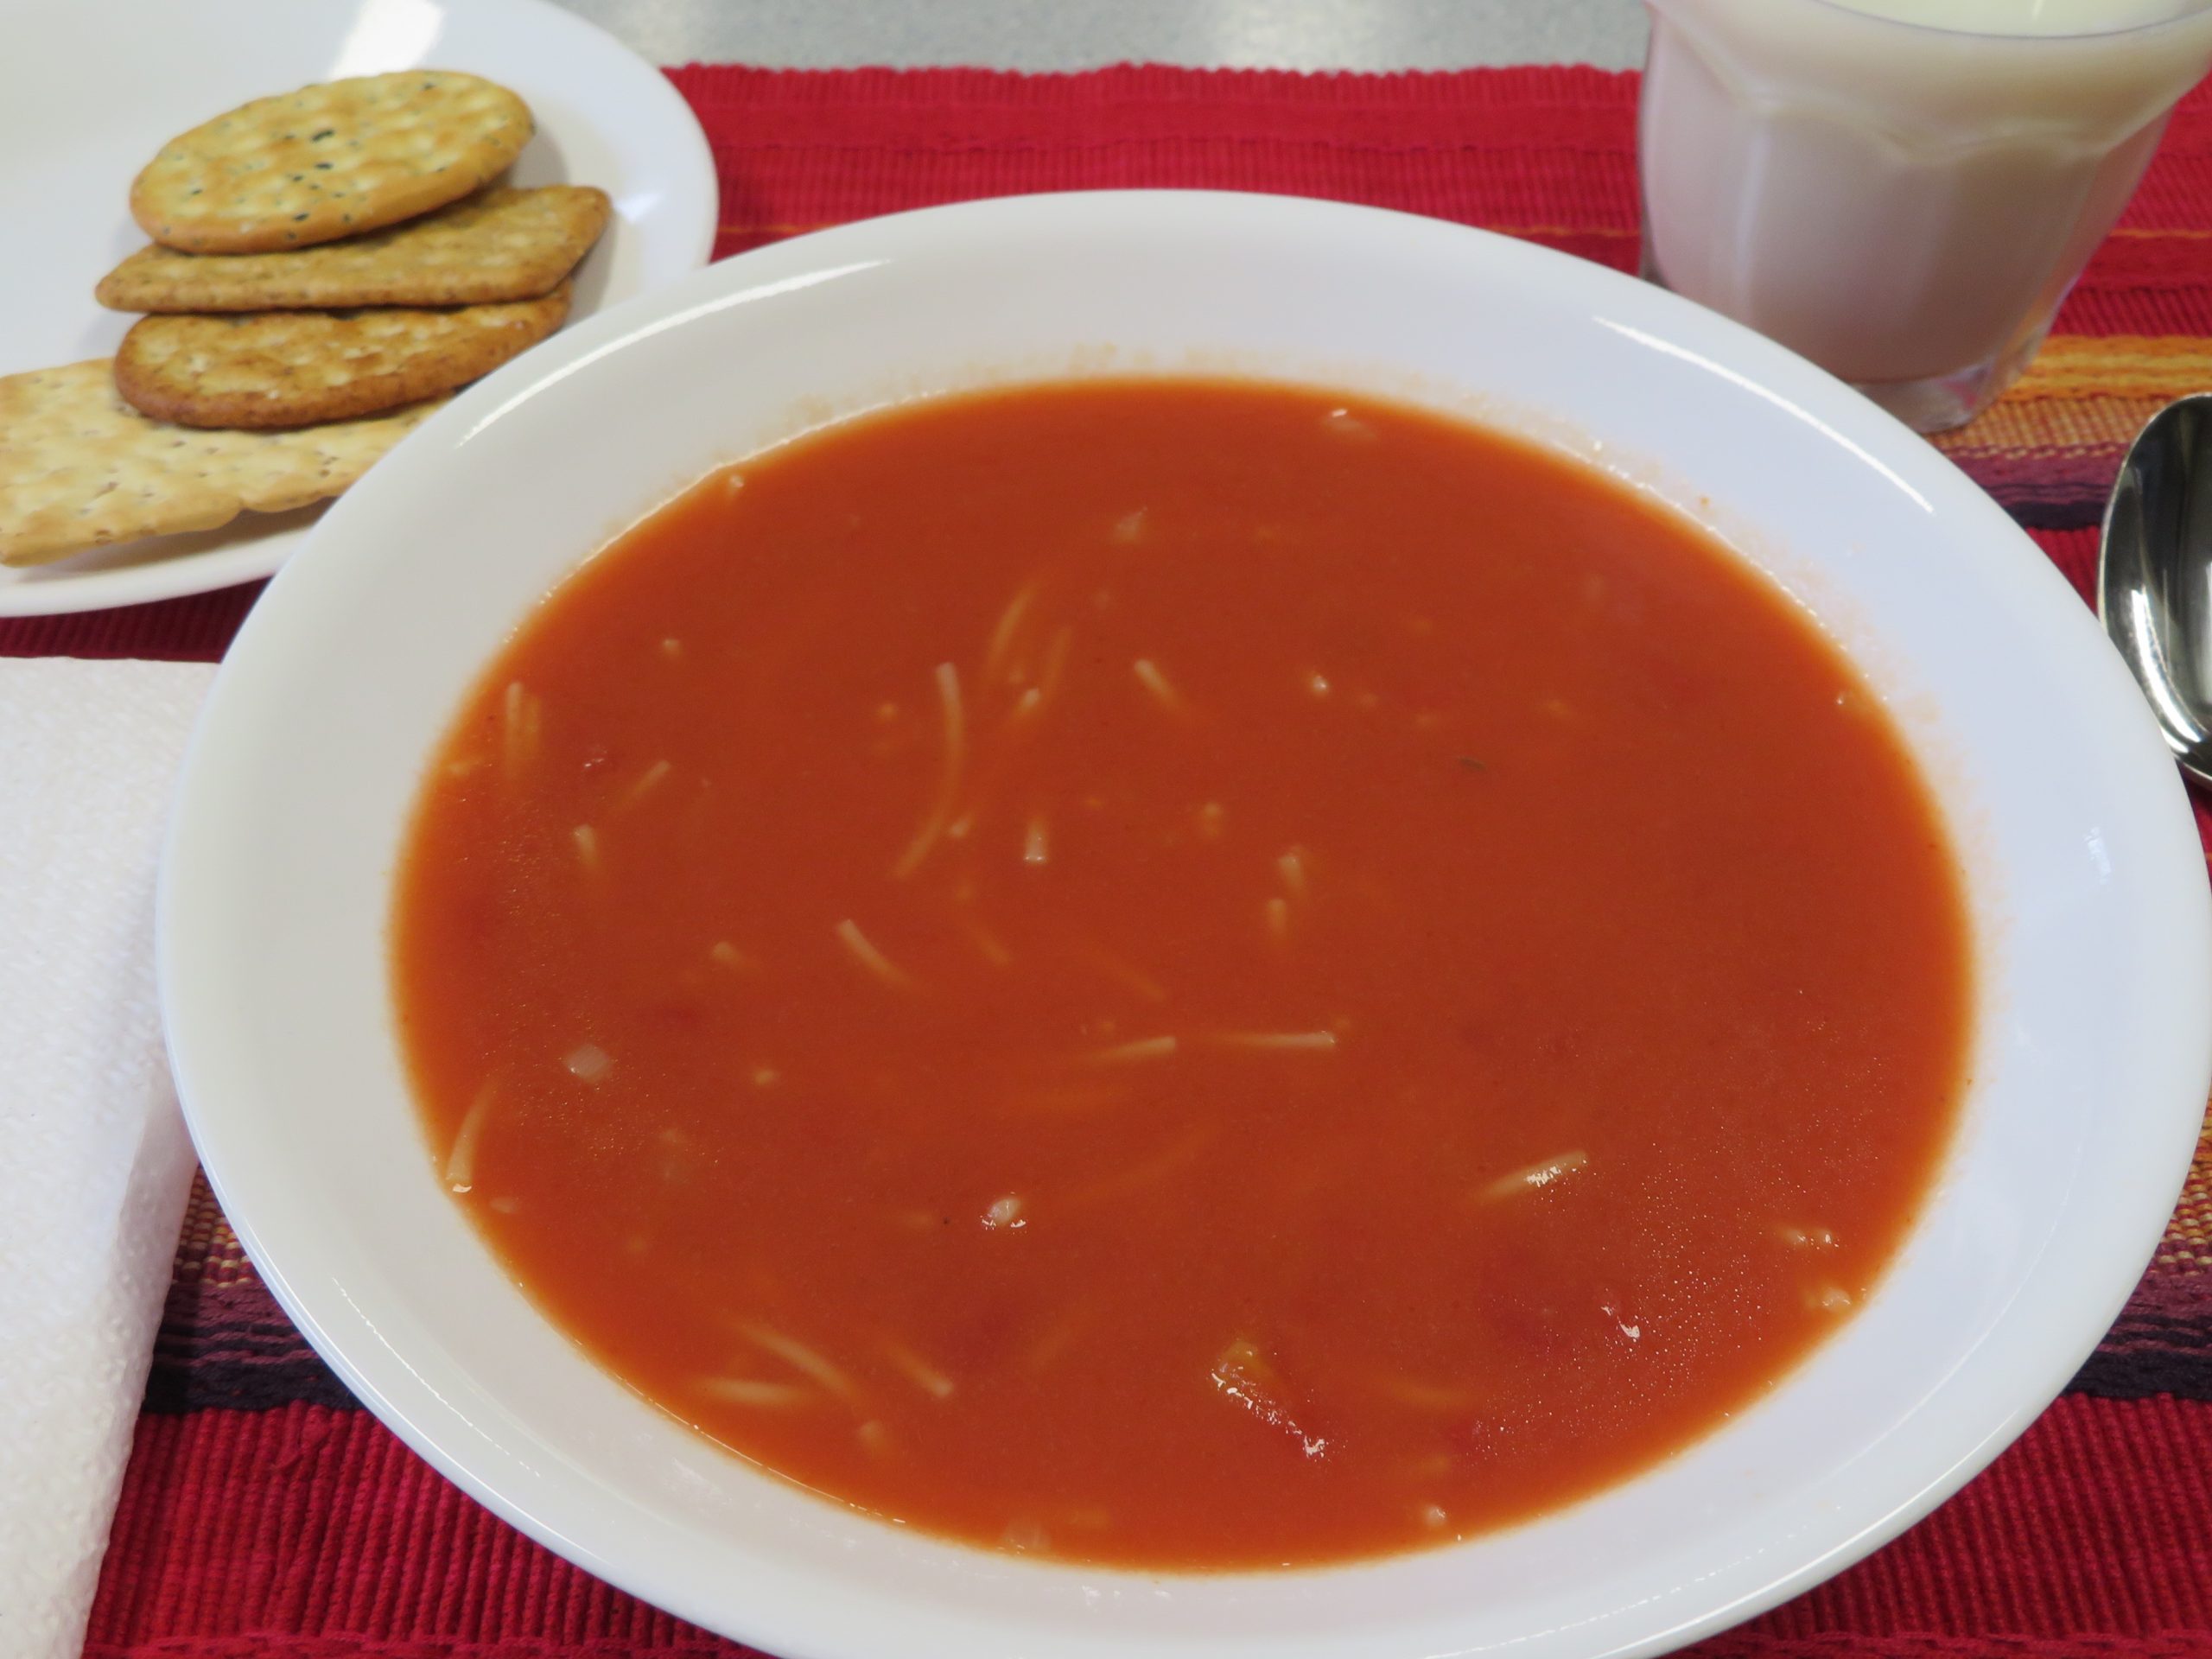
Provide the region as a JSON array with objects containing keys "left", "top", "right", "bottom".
[
  {"left": 162, "top": 192, "right": 2212, "bottom": 1659},
  {"left": 0, "top": 0, "right": 715, "bottom": 618}
]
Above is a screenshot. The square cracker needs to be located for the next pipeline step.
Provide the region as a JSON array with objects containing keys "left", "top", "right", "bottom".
[
  {"left": 97, "top": 186, "right": 611, "bottom": 313},
  {"left": 0, "top": 360, "right": 443, "bottom": 567},
  {"left": 130, "top": 71, "right": 534, "bottom": 254}
]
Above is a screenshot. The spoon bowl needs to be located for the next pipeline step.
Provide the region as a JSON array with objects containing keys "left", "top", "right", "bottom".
[{"left": 2100, "top": 391, "right": 2212, "bottom": 786}]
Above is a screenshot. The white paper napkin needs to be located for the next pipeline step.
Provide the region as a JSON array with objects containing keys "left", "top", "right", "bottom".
[{"left": 0, "top": 658, "right": 216, "bottom": 1659}]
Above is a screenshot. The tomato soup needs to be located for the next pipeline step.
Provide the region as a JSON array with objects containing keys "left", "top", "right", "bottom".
[{"left": 393, "top": 379, "right": 1971, "bottom": 1569}]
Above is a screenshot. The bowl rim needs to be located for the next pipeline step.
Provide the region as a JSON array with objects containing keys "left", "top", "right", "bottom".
[{"left": 157, "top": 187, "right": 2212, "bottom": 1659}]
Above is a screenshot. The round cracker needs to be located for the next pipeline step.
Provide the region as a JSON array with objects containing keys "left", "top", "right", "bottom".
[
  {"left": 130, "top": 71, "right": 535, "bottom": 254},
  {"left": 111, "top": 284, "right": 572, "bottom": 429},
  {"left": 97, "top": 185, "right": 611, "bottom": 313}
]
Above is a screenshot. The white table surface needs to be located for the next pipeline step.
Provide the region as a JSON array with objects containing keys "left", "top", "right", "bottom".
[{"left": 549, "top": 0, "right": 1649, "bottom": 72}]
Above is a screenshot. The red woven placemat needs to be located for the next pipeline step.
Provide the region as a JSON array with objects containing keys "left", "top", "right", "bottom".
[{"left": 74, "top": 64, "right": 2212, "bottom": 1658}]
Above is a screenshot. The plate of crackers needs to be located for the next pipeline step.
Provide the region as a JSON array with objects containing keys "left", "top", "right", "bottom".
[{"left": 0, "top": 0, "right": 715, "bottom": 616}]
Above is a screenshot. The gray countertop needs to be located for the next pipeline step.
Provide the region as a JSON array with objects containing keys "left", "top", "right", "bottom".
[{"left": 550, "top": 0, "right": 1649, "bottom": 71}]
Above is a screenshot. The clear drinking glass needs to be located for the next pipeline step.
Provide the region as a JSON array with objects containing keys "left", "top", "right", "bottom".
[{"left": 1637, "top": 0, "right": 2212, "bottom": 433}]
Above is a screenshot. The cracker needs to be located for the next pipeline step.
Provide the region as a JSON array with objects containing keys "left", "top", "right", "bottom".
[
  {"left": 0, "top": 361, "right": 442, "bottom": 568},
  {"left": 97, "top": 185, "right": 610, "bottom": 313},
  {"left": 112, "top": 283, "right": 571, "bottom": 429},
  {"left": 130, "top": 71, "right": 534, "bottom": 254}
]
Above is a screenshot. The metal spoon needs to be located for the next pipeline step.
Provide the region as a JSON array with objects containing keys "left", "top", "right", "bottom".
[{"left": 2100, "top": 393, "right": 2212, "bottom": 788}]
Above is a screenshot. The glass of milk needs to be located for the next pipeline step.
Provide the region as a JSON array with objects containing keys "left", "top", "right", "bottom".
[{"left": 1638, "top": 0, "right": 2212, "bottom": 432}]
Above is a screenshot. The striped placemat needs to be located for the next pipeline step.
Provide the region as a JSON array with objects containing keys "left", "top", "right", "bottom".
[{"left": 77, "top": 63, "right": 2212, "bottom": 1658}]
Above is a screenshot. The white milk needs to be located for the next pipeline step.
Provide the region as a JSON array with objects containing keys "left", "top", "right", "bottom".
[{"left": 1638, "top": 0, "right": 2212, "bottom": 429}]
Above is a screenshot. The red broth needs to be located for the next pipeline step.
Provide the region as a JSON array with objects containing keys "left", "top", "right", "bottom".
[{"left": 393, "top": 379, "right": 1971, "bottom": 1569}]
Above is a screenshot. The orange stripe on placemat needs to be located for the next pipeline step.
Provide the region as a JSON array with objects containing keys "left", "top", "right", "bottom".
[
  {"left": 1936, "top": 337, "right": 2212, "bottom": 468},
  {"left": 1936, "top": 394, "right": 2164, "bottom": 461},
  {"left": 1997, "top": 334, "right": 2212, "bottom": 402},
  {"left": 170, "top": 1170, "right": 252, "bottom": 1289},
  {"left": 2168, "top": 1113, "right": 2212, "bottom": 1273}
]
